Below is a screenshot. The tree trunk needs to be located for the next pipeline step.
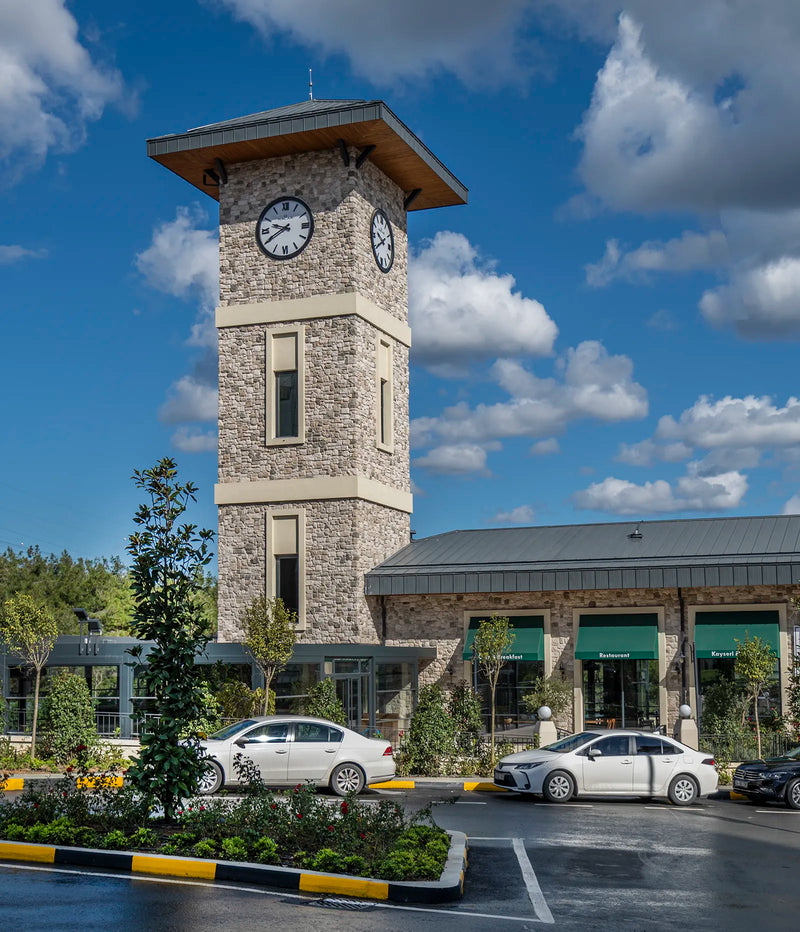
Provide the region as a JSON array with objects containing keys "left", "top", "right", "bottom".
[
  {"left": 754, "top": 692, "right": 762, "bottom": 758},
  {"left": 490, "top": 682, "right": 496, "bottom": 767},
  {"left": 31, "top": 665, "right": 41, "bottom": 759},
  {"left": 263, "top": 669, "right": 273, "bottom": 716}
]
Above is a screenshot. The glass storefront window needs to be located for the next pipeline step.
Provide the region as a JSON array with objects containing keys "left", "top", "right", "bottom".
[
  {"left": 697, "top": 657, "right": 781, "bottom": 723},
  {"left": 582, "top": 659, "right": 660, "bottom": 729},
  {"left": 273, "top": 663, "right": 319, "bottom": 715},
  {"left": 477, "top": 660, "right": 544, "bottom": 731},
  {"left": 376, "top": 662, "right": 415, "bottom": 741}
]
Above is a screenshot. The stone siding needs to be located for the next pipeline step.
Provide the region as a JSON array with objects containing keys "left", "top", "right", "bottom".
[
  {"left": 216, "top": 146, "right": 412, "bottom": 639},
  {"left": 218, "top": 499, "right": 409, "bottom": 643},
  {"left": 218, "top": 148, "right": 407, "bottom": 318},
  {"left": 218, "top": 316, "right": 409, "bottom": 489},
  {"left": 374, "top": 584, "right": 796, "bottom": 727}
]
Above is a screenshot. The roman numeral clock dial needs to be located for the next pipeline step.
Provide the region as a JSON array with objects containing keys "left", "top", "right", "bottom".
[
  {"left": 256, "top": 196, "right": 314, "bottom": 260},
  {"left": 370, "top": 208, "right": 394, "bottom": 273}
]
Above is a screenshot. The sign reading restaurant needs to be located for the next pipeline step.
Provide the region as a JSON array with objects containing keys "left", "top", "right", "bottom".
[{"left": 599, "top": 651, "right": 631, "bottom": 659}]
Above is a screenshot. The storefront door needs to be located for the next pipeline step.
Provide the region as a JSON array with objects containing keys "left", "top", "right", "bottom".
[
  {"left": 582, "top": 659, "right": 660, "bottom": 728},
  {"left": 331, "top": 658, "right": 370, "bottom": 734}
]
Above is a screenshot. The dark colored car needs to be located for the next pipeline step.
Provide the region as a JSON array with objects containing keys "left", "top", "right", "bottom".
[{"left": 733, "top": 746, "right": 800, "bottom": 808}]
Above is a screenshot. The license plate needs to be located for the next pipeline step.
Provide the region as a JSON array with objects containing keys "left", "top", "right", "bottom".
[{"left": 733, "top": 778, "right": 746, "bottom": 788}]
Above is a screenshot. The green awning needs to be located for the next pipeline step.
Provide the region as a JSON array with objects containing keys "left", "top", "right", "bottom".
[
  {"left": 575, "top": 613, "right": 659, "bottom": 660},
  {"left": 462, "top": 615, "right": 544, "bottom": 661},
  {"left": 694, "top": 611, "right": 780, "bottom": 659}
]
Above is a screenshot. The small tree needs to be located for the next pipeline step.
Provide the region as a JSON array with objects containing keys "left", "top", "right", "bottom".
[
  {"left": 735, "top": 634, "right": 777, "bottom": 759},
  {"left": 521, "top": 674, "right": 573, "bottom": 728},
  {"left": 305, "top": 678, "right": 348, "bottom": 726},
  {"left": 474, "top": 615, "right": 515, "bottom": 765},
  {"left": 401, "top": 684, "right": 455, "bottom": 776},
  {"left": 0, "top": 594, "right": 58, "bottom": 759},
  {"left": 241, "top": 595, "right": 296, "bottom": 715},
  {"left": 40, "top": 671, "right": 98, "bottom": 763},
  {"left": 448, "top": 681, "right": 483, "bottom": 753},
  {"left": 126, "top": 458, "right": 214, "bottom": 820}
]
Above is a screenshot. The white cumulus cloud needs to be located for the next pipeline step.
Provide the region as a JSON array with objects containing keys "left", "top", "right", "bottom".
[
  {"left": 573, "top": 468, "right": 748, "bottom": 515},
  {"left": 409, "top": 232, "right": 558, "bottom": 375},
  {"left": 137, "top": 208, "right": 220, "bottom": 442},
  {"left": 413, "top": 443, "right": 494, "bottom": 476},
  {"left": 170, "top": 426, "right": 218, "bottom": 454},
  {"left": 490, "top": 505, "right": 536, "bottom": 525},
  {"left": 0, "top": 1, "right": 124, "bottom": 177},
  {"left": 0, "top": 244, "right": 47, "bottom": 264},
  {"left": 214, "top": 0, "right": 538, "bottom": 87}
]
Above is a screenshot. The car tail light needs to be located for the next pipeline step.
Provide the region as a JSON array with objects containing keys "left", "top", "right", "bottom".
[
  {"left": 702, "top": 757, "right": 715, "bottom": 767},
  {"left": 383, "top": 745, "right": 394, "bottom": 757}
]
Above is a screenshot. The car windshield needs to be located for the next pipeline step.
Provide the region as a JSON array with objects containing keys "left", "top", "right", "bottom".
[
  {"left": 781, "top": 746, "right": 800, "bottom": 760},
  {"left": 206, "top": 720, "right": 259, "bottom": 741},
  {"left": 543, "top": 732, "right": 601, "bottom": 753}
]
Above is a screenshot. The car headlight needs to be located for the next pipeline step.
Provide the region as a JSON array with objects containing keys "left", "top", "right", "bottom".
[
  {"left": 515, "top": 762, "right": 546, "bottom": 771},
  {"left": 765, "top": 771, "right": 794, "bottom": 780}
]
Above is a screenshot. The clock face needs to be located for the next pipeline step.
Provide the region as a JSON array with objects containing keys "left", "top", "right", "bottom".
[
  {"left": 256, "top": 197, "right": 314, "bottom": 260},
  {"left": 370, "top": 208, "right": 394, "bottom": 273}
]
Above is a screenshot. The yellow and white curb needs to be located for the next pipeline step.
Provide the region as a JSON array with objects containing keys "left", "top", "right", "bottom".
[{"left": 0, "top": 831, "right": 468, "bottom": 904}]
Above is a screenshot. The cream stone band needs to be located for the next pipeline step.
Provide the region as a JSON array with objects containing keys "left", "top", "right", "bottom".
[
  {"left": 215, "top": 475, "right": 413, "bottom": 513},
  {"left": 216, "top": 292, "right": 411, "bottom": 347}
]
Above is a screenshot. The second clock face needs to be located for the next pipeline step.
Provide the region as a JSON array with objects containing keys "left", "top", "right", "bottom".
[
  {"left": 256, "top": 197, "right": 314, "bottom": 260},
  {"left": 370, "top": 208, "right": 394, "bottom": 273}
]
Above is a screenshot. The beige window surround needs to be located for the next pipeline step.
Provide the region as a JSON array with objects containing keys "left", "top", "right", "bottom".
[{"left": 266, "top": 509, "right": 306, "bottom": 630}]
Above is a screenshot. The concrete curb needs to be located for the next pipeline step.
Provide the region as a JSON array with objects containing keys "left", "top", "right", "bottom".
[
  {"left": 371, "top": 779, "right": 505, "bottom": 792},
  {"left": 0, "top": 830, "right": 468, "bottom": 904}
]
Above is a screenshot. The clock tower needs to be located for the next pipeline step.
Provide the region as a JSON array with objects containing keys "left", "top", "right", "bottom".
[{"left": 147, "top": 99, "right": 466, "bottom": 648}]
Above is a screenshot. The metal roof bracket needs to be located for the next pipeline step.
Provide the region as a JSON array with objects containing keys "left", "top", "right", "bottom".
[
  {"left": 337, "top": 138, "right": 350, "bottom": 166},
  {"left": 355, "top": 144, "right": 376, "bottom": 169},
  {"left": 404, "top": 188, "right": 422, "bottom": 210}
]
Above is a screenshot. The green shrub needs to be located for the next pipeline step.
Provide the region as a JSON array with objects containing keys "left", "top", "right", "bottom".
[
  {"left": 448, "top": 682, "right": 483, "bottom": 753},
  {"left": 101, "top": 829, "right": 129, "bottom": 850},
  {"left": 221, "top": 836, "right": 249, "bottom": 861},
  {"left": 400, "top": 685, "right": 455, "bottom": 775},
  {"left": 304, "top": 678, "right": 347, "bottom": 726},
  {"left": 192, "top": 838, "right": 217, "bottom": 858},
  {"left": 128, "top": 827, "right": 159, "bottom": 849},
  {"left": 39, "top": 672, "right": 98, "bottom": 763},
  {"left": 304, "top": 847, "right": 346, "bottom": 873},
  {"left": 253, "top": 836, "right": 279, "bottom": 864},
  {"left": 216, "top": 680, "right": 259, "bottom": 720}
]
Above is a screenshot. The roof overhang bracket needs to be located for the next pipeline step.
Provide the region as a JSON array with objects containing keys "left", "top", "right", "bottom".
[
  {"left": 355, "top": 144, "right": 376, "bottom": 169},
  {"left": 337, "top": 139, "right": 350, "bottom": 167},
  {"left": 404, "top": 188, "right": 422, "bottom": 210},
  {"left": 203, "top": 158, "right": 228, "bottom": 187}
]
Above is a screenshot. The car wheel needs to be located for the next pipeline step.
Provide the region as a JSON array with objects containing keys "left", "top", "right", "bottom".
[
  {"left": 785, "top": 778, "right": 800, "bottom": 810},
  {"left": 668, "top": 774, "right": 698, "bottom": 806},
  {"left": 330, "top": 763, "right": 366, "bottom": 796},
  {"left": 542, "top": 770, "right": 575, "bottom": 803},
  {"left": 197, "top": 760, "right": 223, "bottom": 795}
]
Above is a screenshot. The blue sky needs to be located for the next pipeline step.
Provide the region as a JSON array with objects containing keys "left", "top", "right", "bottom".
[{"left": 4, "top": 1, "right": 800, "bottom": 570}]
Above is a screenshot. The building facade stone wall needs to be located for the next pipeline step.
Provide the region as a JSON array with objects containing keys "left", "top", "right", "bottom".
[
  {"left": 216, "top": 145, "right": 412, "bottom": 639},
  {"left": 374, "top": 583, "right": 796, "bottom": 729},
  {"left": 218, "top": 499, "right": 409, "bottom": 643}
]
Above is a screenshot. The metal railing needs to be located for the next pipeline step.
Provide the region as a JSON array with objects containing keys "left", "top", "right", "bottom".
[{"left": 698, "top": 732, "right": 795, "bottom": 761}]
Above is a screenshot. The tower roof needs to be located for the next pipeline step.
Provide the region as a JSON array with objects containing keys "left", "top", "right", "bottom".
[{"left": 146, "top": 98, "right": 467, "bottom": 211}]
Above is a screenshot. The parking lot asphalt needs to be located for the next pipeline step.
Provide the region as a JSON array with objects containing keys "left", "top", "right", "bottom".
[{"left": 3, "top": 782, "right": 800, "bottom": 929}]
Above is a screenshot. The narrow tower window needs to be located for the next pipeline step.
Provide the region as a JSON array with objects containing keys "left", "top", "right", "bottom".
[
  {"left": 268, "top": 329, "right": 304, "bottom": 444},
  {"left": 376, "top": 338, "right": 393, "bottom": 451},
  {"left": 268, "top": 512, "right": 304, "bottom": 627}
]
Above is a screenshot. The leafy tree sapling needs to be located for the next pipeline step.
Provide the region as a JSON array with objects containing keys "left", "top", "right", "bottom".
[
  {"left": 0, "top": 594, "right": 58, "bottom": 758},
  {"left": 474, "top": 615, "right": 515, "bottom": 766},
  {"left": 735, "top": 634, "right": 777, "bottom": 759},
  {"left": 241, "top": 595, "right": 296, "bottom": 715},
  {"left": 126, "top": 458, "right": 214, "bottom": 820}
]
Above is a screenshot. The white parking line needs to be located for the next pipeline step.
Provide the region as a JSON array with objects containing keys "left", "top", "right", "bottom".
[
  {"left": 0, "top": 863, "right": 544, "bottom": 924},
  {"left": 755, "top": 809, "right": 800, "bottom": 814},
  {"left": 453, "top": 801, "right": 487, "bottom": 805},
  {"left": 512, "top": 837, "right": 554, "bottom": 925}
]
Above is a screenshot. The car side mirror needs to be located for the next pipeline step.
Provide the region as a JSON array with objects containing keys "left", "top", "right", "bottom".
[
  {"left": 587, "top": 747, "right": 603, "bottom": 758},
  {"left": 234, "top": 738, "right": 249, "bottom": 748}
]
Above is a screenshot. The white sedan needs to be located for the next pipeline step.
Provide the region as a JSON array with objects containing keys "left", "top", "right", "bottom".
[
  {"left": 494, "top": 730, "right": 718, "bottom": 805},
  {"left": 197, "top": 715, "right": 395, "bottom": 796}
]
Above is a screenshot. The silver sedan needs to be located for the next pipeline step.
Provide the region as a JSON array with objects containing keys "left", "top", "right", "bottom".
[
  {"left": 197, "top": 715, "right": 396, "bottom": 796},
  {"left": 494, "top": 730, "right": 718, "bottom": 805}
]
